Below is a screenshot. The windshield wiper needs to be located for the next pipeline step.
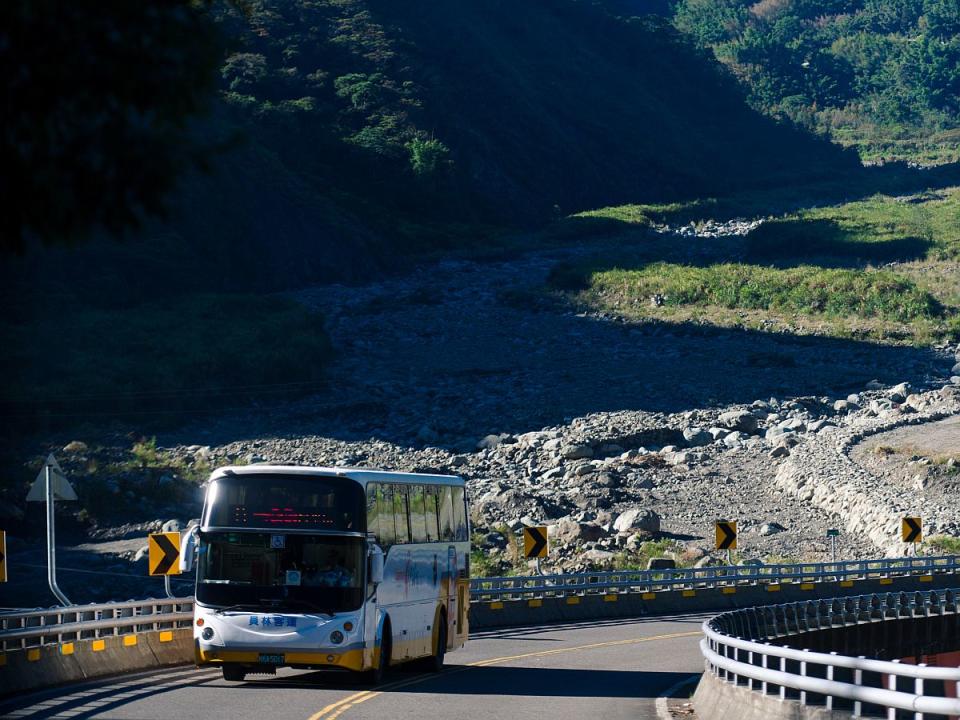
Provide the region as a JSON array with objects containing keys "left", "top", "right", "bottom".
[
  {"left": 212, "top": 603, "right": 262, "bottom": 614},
  {"left": 268, "top": 598, "right": 336, "bottom": 615}
]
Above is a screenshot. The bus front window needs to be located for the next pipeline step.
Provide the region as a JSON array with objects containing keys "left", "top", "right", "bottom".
[{"left": 197, "top": 533, "right": 365, "bottom": 613}]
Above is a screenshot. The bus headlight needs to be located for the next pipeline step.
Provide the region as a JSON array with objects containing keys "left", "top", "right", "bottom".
[
  {"left": 202, "top": 627, "right": 215, "bottom": 641},
  {"left": 330, "top": 630, "right": 344, "bottom": 645}
]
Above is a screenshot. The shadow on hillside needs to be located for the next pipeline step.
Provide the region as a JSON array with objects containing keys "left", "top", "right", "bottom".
[
  {"left": 172, "top": 309, "right": 945, "bottom": 452},
  {"left": 744, "top": 218, "right": 934, "bottom": 267},
  {"left": 553, "top": 160, "right": 960, "bottom": 246}
]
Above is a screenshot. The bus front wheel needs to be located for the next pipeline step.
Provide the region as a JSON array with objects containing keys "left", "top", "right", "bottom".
[
  {"left": 222, "top": 664, "right": 246, "bottom": 682},
  {"left": 364, "top": 626, "right": 391, "bottom": 685}
]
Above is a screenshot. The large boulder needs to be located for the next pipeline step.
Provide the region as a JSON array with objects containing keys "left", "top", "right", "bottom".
[
  {"left": 613, "top": 507, "right": 661, "bottom": 534},
  {"left": 561, "top": 443, "right": 594, "bottom": 460},
  {"left": 887, "top": 382, "right": 912, "bottom": 404},
  {"left": 682, "top": 428, "right": 713, "bottom": 447},
  {"left": 646, "top": 557, "right": 676, "bottom": 570},
  {"left": 717, "top": 410, "right": 758, "bottom": 433},
  {"left": 550, "top": 519, "right": 605, "bottom": 544}
]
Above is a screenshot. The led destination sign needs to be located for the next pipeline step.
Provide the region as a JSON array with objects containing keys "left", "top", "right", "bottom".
[{"left": 204, "top": 474, "right": 364, "bottom": 532}]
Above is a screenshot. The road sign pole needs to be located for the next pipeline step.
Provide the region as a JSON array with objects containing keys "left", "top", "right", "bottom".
[
  {"left": 726, "top": 549, "right": 732, "bottom": 566},
  {"left": 831, "top": 535, "right": 836, "bottom": 564},
  {"left": 164, "top": 574, "right": 175, "bottom": 599},
  {"left": 45, "top": 464, "right": 71, "bottom": 606}
]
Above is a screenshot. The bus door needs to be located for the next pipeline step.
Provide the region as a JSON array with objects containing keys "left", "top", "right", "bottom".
[
  {"left": 446, "top": 546, "right": 458, "bottom": 644},
  {"left": 447, "top": 545, "right": 469, "bottom": 645}
]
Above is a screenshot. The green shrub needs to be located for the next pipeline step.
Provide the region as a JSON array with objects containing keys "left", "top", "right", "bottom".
[
  {"left": 407, "top": 138, "right": 451, "bottom": 177},
  {"left": 925, "top": 535, "right": 960, "bottom": 555}
]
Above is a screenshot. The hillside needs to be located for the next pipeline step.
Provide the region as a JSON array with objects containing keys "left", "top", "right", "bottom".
[
  {"left": 671, "top": 0, "right": 960, "bottom": 163},
  {"left": 0, "top": 0, "right": 894, "bottom": 429},
  {"left": 45, "top": 0, "right": 858, "bottom": 291}
]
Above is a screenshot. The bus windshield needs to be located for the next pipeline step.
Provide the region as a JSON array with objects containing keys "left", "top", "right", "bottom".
[
  {"left": 196, "top": 533, "right": 365, "bottom": 613},
  {"left": 203, "top": 474, "right": 365, "bottom": 532}
]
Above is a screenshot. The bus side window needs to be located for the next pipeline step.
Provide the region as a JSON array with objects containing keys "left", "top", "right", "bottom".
[
  {"left": 377, "top": 484, "right": 396, "bottom": 548},
  {"left": 409, "top": 485, "right": 428, "bottom": 543},
  {"left": 452, "top": 486, "right": 468, "bottom": 541},
  {"left": 424, "top": 486, "right": 439, "bottom": 542},
  {"left": 439, "top": 486, "right": 454, "bottom": 541},
  {"left": 393, "top": 484, "right": 411, "bottom": 544}
]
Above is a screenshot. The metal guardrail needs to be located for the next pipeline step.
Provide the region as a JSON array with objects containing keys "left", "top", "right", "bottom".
[
  {"left": 469, "top": 555, "right": 960, "bottom": 601},
  {"left": 0, "top": 598, "right": 193, "bottom": 652},
  {"left": 701, "top": 588, "right": 960, "bottom": 718},
  {"left": 1, "top": 555, "right": 956, "bottom": 653}
]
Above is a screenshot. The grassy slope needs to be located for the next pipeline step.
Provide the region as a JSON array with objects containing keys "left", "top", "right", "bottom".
[{"left": 551, "top": 188, "right": 960, "bottom": 344}]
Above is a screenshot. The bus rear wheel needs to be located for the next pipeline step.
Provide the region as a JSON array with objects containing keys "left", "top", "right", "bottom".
[
  {"left": 222, "top": 663, "right": 246, "bottom": 682},
  {"left": 426, "top": 619, "right": 446, "bottom": 673}
]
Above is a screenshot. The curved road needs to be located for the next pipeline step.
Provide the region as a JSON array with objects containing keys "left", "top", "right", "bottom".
[{"left": 0, "top": 616, "right": 705, "bottom": 720}]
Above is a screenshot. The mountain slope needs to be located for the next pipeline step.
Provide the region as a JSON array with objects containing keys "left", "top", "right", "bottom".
[{"left": 6, "top": 0, "right": 858, "bottom": 298}]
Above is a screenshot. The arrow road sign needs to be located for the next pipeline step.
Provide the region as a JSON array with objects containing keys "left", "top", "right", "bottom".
[
  {"left": 148, "top": 532, "right": 182, "bottom": 576},
  {"left": 523, "top": 526, "right": 548, "bottom": 559},
  {"left": 0, "top": 531, "right": 6, "bottom": 583},
  {"left": 902, "top": 517, "right": 922, "bottom": 543},
  {"left": 715, "top": 521, "right": 738, "bottom": 551},
  {"left": 26, "top": 454, "right": 77, "bottom": 502}
]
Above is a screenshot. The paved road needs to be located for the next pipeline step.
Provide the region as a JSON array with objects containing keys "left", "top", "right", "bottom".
[{"left": 0, "top": 616, "right": 706, "bottom": 720}]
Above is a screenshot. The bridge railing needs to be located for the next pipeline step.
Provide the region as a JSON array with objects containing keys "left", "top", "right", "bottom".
[
  {"left": 469, "top": 555, "right": 960, "bottom": 602},
  {"left": 1, "top": 555, "right": 957, "bottom": 651},
  {"left": 700, "top": 588, "right": 960, "bottom": 718},
  {"left": 0, "top": 598, "right": 193, "bottom": 653}
]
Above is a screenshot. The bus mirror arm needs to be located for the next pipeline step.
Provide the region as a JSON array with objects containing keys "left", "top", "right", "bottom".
[
  {"left": 180, "top": 525, "right": 199, "bottom": 573},
  {"left": 369, "top": 544, "right": 384, "bottom": 585}
]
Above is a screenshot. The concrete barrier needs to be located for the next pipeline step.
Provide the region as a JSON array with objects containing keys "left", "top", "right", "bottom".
[
  {"left": 468, "top": 572, "right": 960, "bottom": 629},
  {"left": 693, "top": 664, "right": 846, "bottom": 720},
  {"left": 0, "top": 629, "right": 193, "bottom": 697},
  {"left": 3, "top": 571, "right": 955, "bottom": 697}
]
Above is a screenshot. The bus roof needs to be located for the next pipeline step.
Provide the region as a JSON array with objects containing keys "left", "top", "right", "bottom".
[{"left": 208, "top": 465, "right": 464, "bottom": 487}]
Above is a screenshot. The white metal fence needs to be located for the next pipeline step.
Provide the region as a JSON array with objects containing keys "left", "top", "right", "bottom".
[{"left": 701, "top": 588, "right": 960, "bottom": 718}]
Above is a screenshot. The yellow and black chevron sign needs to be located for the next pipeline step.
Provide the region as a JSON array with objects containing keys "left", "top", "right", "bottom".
[
  {"left": 715, "top": 521, "right": 738, "bottom": 551},
  {"left": 0, "top": 530, "right": 6, "bottom": 583},
  {"left": 148, "top": 532, "right": 182, "bottom": 576},
  {"left": 901, "top": 517, "right": 922, "bottom": 544},
  {"left": 523, "top": 526, "right": 548, "bottom": 559}
]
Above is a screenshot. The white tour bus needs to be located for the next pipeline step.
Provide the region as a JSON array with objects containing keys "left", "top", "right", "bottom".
[{"left": 181, "top": 465, "right": 471, "bottom": 683}]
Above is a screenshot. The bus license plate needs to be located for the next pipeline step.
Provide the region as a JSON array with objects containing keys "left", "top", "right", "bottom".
[{"left": 258, "top": 654, "right": 284, "bottom": 665}]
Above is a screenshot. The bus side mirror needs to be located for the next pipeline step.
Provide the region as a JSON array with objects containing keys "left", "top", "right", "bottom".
[
  {"left": 180, "top": 526, "right": 199, "bottom": 573},
  {"left": 369, "top": 545, "right": 384, "bottom": 585}
]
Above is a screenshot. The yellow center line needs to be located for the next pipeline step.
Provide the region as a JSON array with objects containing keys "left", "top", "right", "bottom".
[{"left": 306, "top": 630, "right": 701, "bottom": 720}]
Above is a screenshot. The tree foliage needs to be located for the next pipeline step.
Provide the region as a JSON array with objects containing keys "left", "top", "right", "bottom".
[
  {"left": 670, "top": 0, "right": 960, "bottom": 159},
  {"left": 0, "top": 1, "right": 223, "bottom": 253}
]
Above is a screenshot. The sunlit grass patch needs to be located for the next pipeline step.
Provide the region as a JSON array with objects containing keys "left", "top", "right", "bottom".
[{"left": 584, "top": 263, "right": 942, "bottom": 323}]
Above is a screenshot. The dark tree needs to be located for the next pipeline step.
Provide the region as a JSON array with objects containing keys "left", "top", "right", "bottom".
[{"left": 0, "top": 1, "right": 223, "bottom": 253}]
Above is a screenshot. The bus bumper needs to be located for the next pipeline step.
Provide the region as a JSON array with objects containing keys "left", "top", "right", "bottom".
[{"left": 196, "top": 646, "right": 367, "bottom": 672}]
